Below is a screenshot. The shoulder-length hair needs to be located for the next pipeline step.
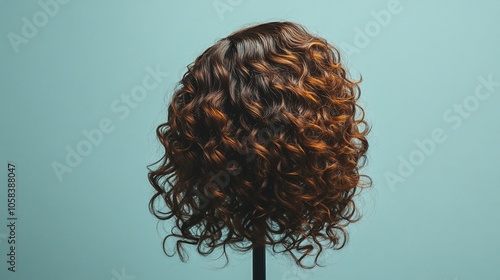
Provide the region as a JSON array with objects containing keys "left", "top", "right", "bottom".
[{"left": 148, "top": 21, "right": 371, "bottom": 268}]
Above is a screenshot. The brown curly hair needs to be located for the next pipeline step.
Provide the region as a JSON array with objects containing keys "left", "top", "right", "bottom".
[{"left": 148, "top": 21, "right": 371, "bottom": 268}]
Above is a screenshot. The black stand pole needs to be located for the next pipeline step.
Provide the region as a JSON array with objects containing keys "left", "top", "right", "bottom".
[{"left": 253, "top": 244, "right": 266, "bottom": 280}]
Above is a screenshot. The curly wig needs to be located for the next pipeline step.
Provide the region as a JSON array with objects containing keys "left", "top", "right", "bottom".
[{"left": 148, "top": 21, "right": 371, "bottom": 268}]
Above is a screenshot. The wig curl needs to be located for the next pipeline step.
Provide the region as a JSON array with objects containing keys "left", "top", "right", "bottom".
[{"left": 148, "top": 21, "right": 371, "bottom": 268}]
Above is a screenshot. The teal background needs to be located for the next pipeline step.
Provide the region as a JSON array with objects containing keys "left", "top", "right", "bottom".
[{"left": 1, "top": 0, "right": 499, "bottom": 279}]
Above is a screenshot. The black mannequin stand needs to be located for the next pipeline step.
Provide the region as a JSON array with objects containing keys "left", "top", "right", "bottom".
[{"left": 252, "top": 244, "right": 266, "bottom": 280}]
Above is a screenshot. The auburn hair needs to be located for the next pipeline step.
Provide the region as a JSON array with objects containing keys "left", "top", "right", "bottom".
[{"left": 148, "top": 21, "right": 371, "bottom": 268}]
